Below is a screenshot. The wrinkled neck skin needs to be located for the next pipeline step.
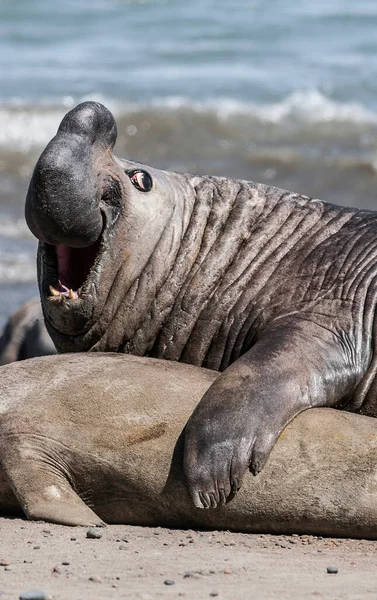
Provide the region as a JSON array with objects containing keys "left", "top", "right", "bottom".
[{"left": 40, "top": 166, "right": 350, "bottom": 364}]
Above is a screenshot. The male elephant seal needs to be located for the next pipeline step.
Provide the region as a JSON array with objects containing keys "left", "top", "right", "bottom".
[
  {"left": 1, "top": 353, "right": 377, "bottom": 538},
  {"left": 0, "top": 298, "right": 56, "bottom": 365},
  {"left": 25, "top": 101, "right": 377, "bottom": 509}
]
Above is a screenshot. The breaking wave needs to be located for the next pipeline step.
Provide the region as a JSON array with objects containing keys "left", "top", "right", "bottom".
[{"left": 0, "top": 90, "right": 376, "bottom": 156}]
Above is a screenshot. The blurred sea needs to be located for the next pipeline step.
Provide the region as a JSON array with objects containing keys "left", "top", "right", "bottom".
[{"left": 1, "top": 0, "right": 377, "bottom": 325}]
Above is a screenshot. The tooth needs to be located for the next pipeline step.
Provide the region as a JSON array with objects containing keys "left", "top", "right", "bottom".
[
  {"left": 58, "top": 281, "right": 70, "bottom": 294},
  {"left": 49, "top": 285, "right": 60, "bottom": 297},
  {"left": 68, "top": 289, "right": 76, "bottom": 299}
]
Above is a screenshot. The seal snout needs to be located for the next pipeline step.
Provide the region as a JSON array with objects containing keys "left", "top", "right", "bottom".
[
  {"left": 25, "top": 102, "right": 120, "bottom": 249},
  {"left": 58, "top": 101, "right": 118, "bottom": 148}
]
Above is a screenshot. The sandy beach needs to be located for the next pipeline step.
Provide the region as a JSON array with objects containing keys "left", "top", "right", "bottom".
[{"left": 0, "top": 517, "right": 377, "bottom": 599}]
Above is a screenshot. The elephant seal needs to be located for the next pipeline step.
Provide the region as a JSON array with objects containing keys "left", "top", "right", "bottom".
[
  {"left": 1, "top": 353, "right": 377, "bottom": 538},
  {"left": 25, "top": 101, "right": 377, "bottom": 509},
  {"left": 0, "top": 298, "right": 56, "bottom": 365}
]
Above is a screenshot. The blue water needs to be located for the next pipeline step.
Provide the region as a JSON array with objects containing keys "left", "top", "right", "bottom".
[
  {"left": 1, "top": 0, "right": 377, "bottom": 107},
  {"left": 1, "top": 0, "right": 377, "bottom": 325}
]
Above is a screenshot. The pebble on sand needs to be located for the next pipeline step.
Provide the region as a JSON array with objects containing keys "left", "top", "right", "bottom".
[
  {"left": 86, "top": 528, "right": 103, "bottom": 539},
  {"left": 327, "top": 566, "right": 339, "bottom": 574},
  {"left": 164, "top": 579, "right": 176, "bottom": 585},
  {"left": 89, "top": 575, "right": 103, "bottom": 583},
  {"left": 19, "top": 591, "right": 48, "bottom": 600}
]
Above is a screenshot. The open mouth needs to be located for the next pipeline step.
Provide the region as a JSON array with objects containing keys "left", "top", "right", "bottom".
[
  {"left": 48, "top": 238, "right": 102, "bottom": 301},
  {"left": 42, "top": 208, "right": 110, "bottom": 307}
]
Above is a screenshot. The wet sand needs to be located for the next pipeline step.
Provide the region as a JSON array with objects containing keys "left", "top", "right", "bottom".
[{"left": 0, "top": 517, "right": 377, "bottom": 599}]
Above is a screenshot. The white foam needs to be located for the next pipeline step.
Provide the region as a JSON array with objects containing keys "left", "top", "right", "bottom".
[
  {"left": 0, "top": 95, "right": 128, "bottom": 153},
  {"left": 253, "top": 89, "right": 377, "bottom": 125},
  {"left": 0, "top": 90, "right": 375, "bottom": 154},
  {"left": 0, "top": 252, "right": 37, "bottom": 284},
  {"left": 0, "top": 106, "right": 65, "bottom": 152},
  {"left": 0, "top": 218, "right": 34, "bottom": 240},
  {"left": 148, "top": 90, "right": 377, "bottom": 124}
]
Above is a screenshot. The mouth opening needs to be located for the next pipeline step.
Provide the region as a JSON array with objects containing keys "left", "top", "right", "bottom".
[
  {"left": 57, "top": 239, "right": 102, "bottom": 290},
  {"left": 47, "top": 235, "right": 103, "bottom": 301}
]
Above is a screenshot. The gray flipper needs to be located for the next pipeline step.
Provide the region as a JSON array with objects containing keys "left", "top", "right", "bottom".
[{"left": 0, "top": 435, "right": 104, "bottom": 527}]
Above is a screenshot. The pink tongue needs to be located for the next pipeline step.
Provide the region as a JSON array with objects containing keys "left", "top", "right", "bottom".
[
  {"left": 56, "top": 240, "right": 100, "bottom": 291},
  {"left": 56, "top": 245, "right": 73, "bottom": 289}
]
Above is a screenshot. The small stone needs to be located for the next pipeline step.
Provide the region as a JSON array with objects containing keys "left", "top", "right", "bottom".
[
  {"left": 70, "top": 537, "right": 76, "bottom": 541},
  {"left": 210, "top": 593, "right": 219, "bottom": 597},
  {"left": 224, "top": 568, "right": 232, "bottom": 575},
  {"left": 164, "top": 579, "right": 176, "bottom": 585},
  {"left": 19, "top": 591, "right": 47, "bottom": 600},
  {"left": 86, "top": 528, "right": 102, "bottom": 539},
  {"left": 327, "top": 566, "right": 338, "bottom": 574},
  {"left": 33, "top": 546, "right": 41, "bottom": 550},
  {"left": 4, "top": 566, "right": 12, "bottom": 571},
  {"left": 89, "top": 575, "right": 102, "bottom": 583},
  {"left": 119, "top": 544, "right": 128, "bottom": 550},
  {"left": 62, "top": 561, "right": 70, "bottom": 566},
  {"left": 292, "top": 533, "right": 299, "bottom": 537},
  {"left": 0, "top": 559, "right": 10, "bottom": 566}
]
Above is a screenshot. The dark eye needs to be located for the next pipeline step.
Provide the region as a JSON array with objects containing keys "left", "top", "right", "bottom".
[{"left": 127, "top": 169, "right": 153, "bottom": 192}]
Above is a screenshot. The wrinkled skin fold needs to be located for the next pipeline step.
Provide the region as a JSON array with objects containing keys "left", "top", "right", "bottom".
[{"left": 25, "top": 101, "right": 377, "bottom": 508}]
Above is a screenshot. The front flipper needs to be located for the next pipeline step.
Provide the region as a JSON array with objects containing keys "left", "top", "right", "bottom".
[
  {"left": 184, "top": 319, "right": 358, "bottom": 509},
  {"left": 0, "top": 436, "right": 104, "bottom": 527}
]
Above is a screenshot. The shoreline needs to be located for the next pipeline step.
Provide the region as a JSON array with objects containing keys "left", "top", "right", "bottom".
[{"left": 0, "top": 517, "right": 376, "bottom": 599}]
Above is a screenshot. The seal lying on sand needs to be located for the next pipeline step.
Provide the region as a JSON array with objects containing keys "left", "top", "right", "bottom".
[
  {"left": 25, "top": 101, "right": 377, "bottom": 509},
  {"left": 1, "top": 353, "right": 377, "bottom": 538},
  {"left": 0, "top": 298, "right": 56, "bottom": 365}
]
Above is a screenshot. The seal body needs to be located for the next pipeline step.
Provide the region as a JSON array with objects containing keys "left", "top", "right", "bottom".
[
  {"left": 1, "top": 353, "right": 377, "bottom": 537},
  {"left": 0, "top": 298, "right": 56, "bottom": 365},
  {"left": 25, "top": 101, "right": 377, "bottom": 507}
]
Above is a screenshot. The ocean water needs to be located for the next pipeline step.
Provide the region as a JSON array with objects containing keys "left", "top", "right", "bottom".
[{"left": 1, "top": 0, "right": 377, "bottom": 325}]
